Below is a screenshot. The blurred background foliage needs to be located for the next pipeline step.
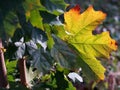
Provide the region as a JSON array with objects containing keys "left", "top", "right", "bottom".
[{"left": 0, "top": 0, "right": 120, "bottom": 90}]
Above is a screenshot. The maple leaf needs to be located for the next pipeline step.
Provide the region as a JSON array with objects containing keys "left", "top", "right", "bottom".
[{"left": 56, "top": 5, "right": 118, "bottom": 81}]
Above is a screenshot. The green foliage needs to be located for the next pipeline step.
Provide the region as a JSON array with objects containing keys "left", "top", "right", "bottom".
[
  {"left": 6, "top": 60, "right": 29, "bottom": 90},
  {"left": 6, "top": 60, "right": 17, "bottom": 82},
  {"left": 33, "top": 64, "right": 76, "bottom": 90},
  {"left": 0, "top": 0, "right": 118, "bottom": 90}
]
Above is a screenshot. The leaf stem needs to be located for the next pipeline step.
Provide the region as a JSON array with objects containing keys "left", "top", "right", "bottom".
[
  {"left": 18, "top": 57, "right": 28, "bottom": 87},
  {"left": 0, "top": 39, "right": 9, "bottom": 89}
]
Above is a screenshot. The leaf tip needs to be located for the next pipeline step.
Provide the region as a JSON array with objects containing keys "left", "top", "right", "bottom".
[
  {"left": 74, "top": 5, "right": 80, "bottom": 11},
  {"left": 88, "top": 5, "right": 107, "bottom": 19},
  {"left": 110, "top": 39, "right": 118, "bottom": 51},
  {"left": 105, "top": 31, "right": 118, "bottom": 51},
  {"left": 99, "top": 11, "right": 107, "bottom": 19},
  {"left": 70, "top": 4, "right": 80, "bottom": 12}
]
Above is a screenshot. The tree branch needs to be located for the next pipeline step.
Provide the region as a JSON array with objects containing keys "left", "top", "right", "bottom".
[
  {"left": 18, "top": 57, "right": 28, "bottom": 87},
  {"left": 0, "top": 39, "right": 9, "bottom": 89}
]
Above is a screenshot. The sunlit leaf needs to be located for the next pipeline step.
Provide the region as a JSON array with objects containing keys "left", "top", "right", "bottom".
[
  {"left": 23, "top": 0, "right": 44, "bottom": 29},
  {"left": 56, "top": 5, "right": 117, "bottom": 81},
  {"left": 29, "top": 10, "right": 43, "bottom": 29},
  {"left": 68, "top": 72, "right": 83, "bottom": 83}
]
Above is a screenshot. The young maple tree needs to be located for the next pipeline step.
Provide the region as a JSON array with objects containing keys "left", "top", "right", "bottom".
[{"left": 0, "top": 0, "right": 118, "bottom": 90}]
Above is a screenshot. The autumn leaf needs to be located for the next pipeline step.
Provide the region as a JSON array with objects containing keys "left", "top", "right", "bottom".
[{"left": 56, "top": 5, "right": 117, "bottom": 81}]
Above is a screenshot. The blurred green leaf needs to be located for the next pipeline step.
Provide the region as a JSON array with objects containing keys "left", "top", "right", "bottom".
[
  {"left": 29, "top": 10, "right": 43, "bottom": 29},
  {"left": 6, "top": 60, "right": 29, "bottom": 90},
  {"left": 40, "top": 0, "right": 67, "bottom": 15},
  {"left": 9, "top": 82, "right": 29, "bottom": 90},
  {"left": 52, "top": 25, "right": 66, "bottom": 39},
  {"left": 44, "top": 24, "right": 55, "bottom": 49},
  {"left": 3, "top": 12, "right": 19, "bottom": 36},
  {"left": 0, "top": 11, "right": 19, "bottom": 40},
  {"left": 6, "top": 60, "right": 17, "bottom": 82},
  {"left": 35, "top": 65, "right": 75, "bottom": 90}
]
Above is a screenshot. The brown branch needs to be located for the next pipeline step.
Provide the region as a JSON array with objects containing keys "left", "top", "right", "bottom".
[
  {"left": 18, "top": 57, "right": 28, "bottom": 87},
  {"left": 0, "top": 39, "right": 9, "bottom": 89}
]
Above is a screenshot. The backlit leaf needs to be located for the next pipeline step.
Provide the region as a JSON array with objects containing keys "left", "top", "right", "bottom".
[
  {"left": 29, "top": 10, "right": 43, "bottom": 29},
  {"left": 23, "top": 0, "right": 44, "bottom": 30},
  {"left": 68, "top": 72, "right": 83, "bottom": 83},
  {"left": 56, "top": 5, "right": 117, "bottom": 81}
]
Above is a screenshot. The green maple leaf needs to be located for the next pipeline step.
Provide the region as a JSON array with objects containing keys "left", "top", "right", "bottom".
[
  {"left": 55, "top": 5, "right": 117, "bottom": 81},
  {"left": 23, "top": 0, "right": 44, "bottom": 30}
]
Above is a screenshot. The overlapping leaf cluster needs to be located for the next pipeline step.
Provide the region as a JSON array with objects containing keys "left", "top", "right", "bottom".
[{"left": 0, "top": 0, "right": 117, "bottom": 89}]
